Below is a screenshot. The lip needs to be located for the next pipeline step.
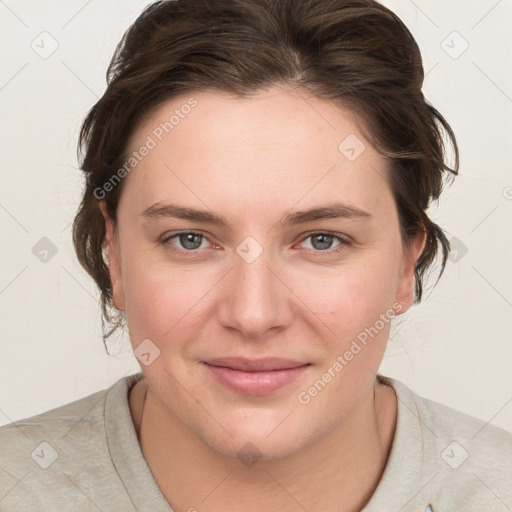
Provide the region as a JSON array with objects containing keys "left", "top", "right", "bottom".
[
  {"left": 204, "top": 357, "right": 308, "bottom": 372},
  {"left": 203, "top": 357, "right": 311, "bottom": 396}
]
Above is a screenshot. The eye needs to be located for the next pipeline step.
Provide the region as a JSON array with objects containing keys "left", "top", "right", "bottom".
[
  {"left": 160, "top": 230, "right": 351, "bottom": 256},
  {"left": 161, "top": 231, "right": 212, "bottom": 252},
  {"left": 297, "top": 232, "right": 350, "bottom": 255}
]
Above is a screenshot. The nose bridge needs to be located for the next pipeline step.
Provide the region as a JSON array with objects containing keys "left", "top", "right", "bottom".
[{"left": 218, "top": 237, "right": 293, "bottom": 338}]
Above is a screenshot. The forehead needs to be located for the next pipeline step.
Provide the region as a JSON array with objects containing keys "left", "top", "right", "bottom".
[
  {"left": 132, "top": 86, "right": 369, "bottom": 159},
  {"left": 120, "top": 86, "right": 393, "bottom": 220}
]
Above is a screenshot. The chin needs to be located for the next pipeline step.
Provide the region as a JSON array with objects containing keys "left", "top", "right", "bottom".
[
  {"left": 205, "top": 431, "right": 307, "bottom": 463},
  {"left": 193, "top": 410, "right": 321, "bottom": 464}
]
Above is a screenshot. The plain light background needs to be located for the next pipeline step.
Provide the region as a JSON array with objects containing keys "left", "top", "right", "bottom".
[{"left": 0, "top": 0, "right": 511, "bottom": 431}]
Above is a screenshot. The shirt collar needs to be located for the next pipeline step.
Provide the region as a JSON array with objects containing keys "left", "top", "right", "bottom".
[{"left": 361, "top": 375, "right": 440, "bottom": 512}]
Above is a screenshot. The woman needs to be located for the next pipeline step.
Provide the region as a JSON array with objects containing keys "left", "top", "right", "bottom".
[{"left": 1, "top": 0, "right": 511, "bottom": 511}]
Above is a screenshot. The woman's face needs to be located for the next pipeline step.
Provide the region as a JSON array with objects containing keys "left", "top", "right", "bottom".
[{"left": 104, "top": 86, "right": 423, "bottom": 460}]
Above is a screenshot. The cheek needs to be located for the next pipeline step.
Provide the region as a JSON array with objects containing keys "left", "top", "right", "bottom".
[
  {"left": 299, "top": 253, "right": 401, "bottom": 377},
  {"left": 307, "top": 258, "right": 400, "bottom": 333},
  {"left": 120, "top": 251, "right": 225, "bottom": 350},
  {"left": 120, "top": 255, "right": 192, "bottom": 343},
  {"left": 295, "top": 269, "right": 398, "bottom": 412}
]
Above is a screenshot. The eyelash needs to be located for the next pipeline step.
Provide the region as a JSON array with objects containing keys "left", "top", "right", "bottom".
[{"left": 160, "top": 230, "right": 351, "bottom": 256}]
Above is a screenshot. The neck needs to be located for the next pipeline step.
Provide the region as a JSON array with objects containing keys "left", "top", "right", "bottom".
[{"left": 130, "top": 377, "right": 397, "bottom": 512}]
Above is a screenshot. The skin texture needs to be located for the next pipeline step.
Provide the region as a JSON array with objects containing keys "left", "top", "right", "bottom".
[{"left": 102, "top": 85, "right": 426, "bottom": 512}]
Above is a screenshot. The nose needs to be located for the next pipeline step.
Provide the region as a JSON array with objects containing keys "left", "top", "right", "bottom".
[{"left": 216, "top": 245, "right": 296, "bottom": 340}]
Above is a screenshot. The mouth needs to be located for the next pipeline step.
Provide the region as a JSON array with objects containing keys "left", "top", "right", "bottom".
[{"left": 202, "top": 357, "right": 311, "bottom": 396}]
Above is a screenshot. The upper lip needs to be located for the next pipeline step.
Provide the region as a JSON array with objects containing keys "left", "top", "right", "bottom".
[{"left": 203, "top": 357, "right": 309, "bottom": 372}]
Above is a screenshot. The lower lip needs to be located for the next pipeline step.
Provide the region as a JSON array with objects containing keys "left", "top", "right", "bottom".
[{"left": 204, "top": 363, "right": 310, "bottom": 396}]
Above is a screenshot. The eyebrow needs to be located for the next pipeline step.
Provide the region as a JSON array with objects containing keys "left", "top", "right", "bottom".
[{"left": 141, "top": 202, "right": 371, "bottom": 227}]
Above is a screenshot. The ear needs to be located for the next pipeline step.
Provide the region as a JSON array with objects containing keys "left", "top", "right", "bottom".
[
  {"left": 393, "top": 229, "right": 426, "bottom": 315},
  {"left": 98, "top": 201, "right": 125, "bottom": 311}
]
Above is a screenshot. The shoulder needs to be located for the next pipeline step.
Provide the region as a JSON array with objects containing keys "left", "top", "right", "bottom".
[
  {"left": 406, "top": 379, "right": 512, "bottom": 467},
  {"left": 0, "top": 384, "right": 110, "bottom": 466},
  {"left": 0, "top": 374, "right": 140, "bottom": 511},
  {"left": 379, "top": 377, "right": 512, "bottom": 511}
]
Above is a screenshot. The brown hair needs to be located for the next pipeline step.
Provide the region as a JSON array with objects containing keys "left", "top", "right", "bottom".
[{"left": 73, "top": 0, "right": 459, "bottom": 341}]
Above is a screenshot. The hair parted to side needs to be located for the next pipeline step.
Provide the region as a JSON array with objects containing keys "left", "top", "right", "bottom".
[{"left": 73, "top": 0, "right": 459, "bottom": 342}]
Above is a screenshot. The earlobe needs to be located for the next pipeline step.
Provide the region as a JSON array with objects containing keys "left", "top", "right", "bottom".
[
  {"left": 98, "top": 202, "right": 125, "bottom": 311},
  {"left": 394, "top": 229, "right": 427, "bottom": 315}
]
